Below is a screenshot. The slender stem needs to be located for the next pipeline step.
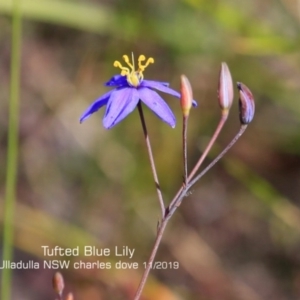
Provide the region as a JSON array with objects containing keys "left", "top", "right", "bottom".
[
  {"left": 167, "top": 125, "right": 248, "bottom": 219},
  {"left": 169, "top": 112, "right": 228, "bottom": 210},
  {"left": 182, "top": 116, "right": 189, "bottom": 185},
  {"left": 134, "top": 220, "right": 168, "bottom": 300},
  {"left": 2, "top": 0, "right": 22, "bottom": 299},
  {"left": 137, "top": 102, "right": 165, "bottom": 218},
  {"left": 133, "top": 178, "right": 195, "bottom": 300},
  {"left": 188, "top": 112, "right": 228, "bottom": 181},
  {"left": 188, "top": 125, "right": 247, "bottom": 188},
  {"left": 134, "top": 125, "right": 248, "bottom": 299}
]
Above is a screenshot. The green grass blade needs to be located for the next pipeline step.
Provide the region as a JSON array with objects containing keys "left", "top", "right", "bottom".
[
  {"left": 1, "top": 0, "right": 22, "bottom": 299},
  {"left": 0, "top": 0, "right": 114, "bottom": 33}
]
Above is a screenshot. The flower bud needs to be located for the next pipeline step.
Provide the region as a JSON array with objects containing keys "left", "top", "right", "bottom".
[
  {"left": 218, "top": 62, "right": 234, "bottom": 112},
  {"left": 180, "top": 75, "right": 193, "bottom": 117},
  {"left": 52, "top": 272, "right": 64, "bottom": 296},
  {"left": 65, "top": 292, "right": 74, "bottom": 300},
  {"left": 237, "top": 82, "right": 255, "bottom": 124}
]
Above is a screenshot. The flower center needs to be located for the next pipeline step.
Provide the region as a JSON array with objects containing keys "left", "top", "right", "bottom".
[{"left": 113, "top": 54, "right": 154, "bottom": 87}]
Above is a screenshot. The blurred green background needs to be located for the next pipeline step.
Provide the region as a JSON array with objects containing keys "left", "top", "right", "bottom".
[{"left": 1, "top": 0, "right": 300, "bottom": 299}]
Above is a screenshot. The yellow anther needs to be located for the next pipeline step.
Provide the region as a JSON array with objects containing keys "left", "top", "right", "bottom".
[
  {"left": 122, "top": 55, "right": 134, "bottom": 69},
  {"left": 113, "top": 61, "right": 123, "bottom": 69},
  {"left": 138, "top": 56, "right": 154, "bottom": 72},
  {"left": 113, "top": 54, "right": 154, "bottom": 87},
  {"left": 113, "top": 60, "right": 130, "bottom": 76},
  {"left": 138, "top": 55, "right": 146, "bottom": 62}
]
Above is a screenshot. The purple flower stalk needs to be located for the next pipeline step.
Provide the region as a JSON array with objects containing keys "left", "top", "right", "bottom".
[{"left": 80, "top": 54, "right": 197, "bottom": 129}]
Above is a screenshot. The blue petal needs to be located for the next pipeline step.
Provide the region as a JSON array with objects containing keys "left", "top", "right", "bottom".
[
  {"left": 103, "top": 87, "right": 139, "bottom": 129},
  {"left": 80, "top": 90, "right": 112, "bottom": 123},
  {"left": 141, "top": 80, "right": 198, "bottom": 107},
  {"left": 105, "top": 75, "right": 128, "bottom": 87},
  {"left": 142, "top": 79, "right": 169, "bottom": 87},
  {"left": 140, "top": 80, "right": 179, "bottom": 97},
  {"left": 138, "top": 87, "right": 176, "bottom": 128}
]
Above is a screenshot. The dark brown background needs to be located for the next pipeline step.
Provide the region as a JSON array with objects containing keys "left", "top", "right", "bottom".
[{"left": 1, "top": 0, "right": 300, "bottom": 299}]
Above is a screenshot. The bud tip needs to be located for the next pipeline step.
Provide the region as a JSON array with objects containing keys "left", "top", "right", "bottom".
[
  {"left": 180, "top": 75, "right": 193, "bottom": 117},
  {"left": 52, "top": 272, "right": 64, "bottom": 296},
  {"left": 237, "top": 82, "right": 255, "bottom": 125},
  {"left": 218, "top": 62, "right": 234, "bottom": 112}
]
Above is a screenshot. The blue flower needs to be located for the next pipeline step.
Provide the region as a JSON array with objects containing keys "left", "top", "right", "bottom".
[{"left": 80, "top": 54, "right": 197, "bottom": 129}]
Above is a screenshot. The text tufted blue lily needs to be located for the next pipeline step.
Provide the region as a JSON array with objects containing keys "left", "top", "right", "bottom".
[{"left": 80, "top": 54, "right": 197, "bottom": 129}]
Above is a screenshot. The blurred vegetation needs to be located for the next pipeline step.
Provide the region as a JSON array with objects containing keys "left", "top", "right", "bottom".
[{"left": 1, "top": 0, "right": 300, "bottom": 299}]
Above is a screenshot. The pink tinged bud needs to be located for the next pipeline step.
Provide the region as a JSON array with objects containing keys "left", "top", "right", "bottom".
[
  {"left": 52, "top": 272, "right": 64, "bottom": 296},
  {"left": 180, "top": 75, "right": 193, "bottom": 117},
  {"left": 237, "top": 82, "right": 255, "bottom": 124},
  {"left": 218, "top": 62, "right": 234, "bottom": 111},
  {"left": 65, "top": 293, "right": 74, "bottom": 300}
]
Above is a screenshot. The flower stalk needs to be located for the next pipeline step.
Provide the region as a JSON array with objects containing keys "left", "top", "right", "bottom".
[
  {"left": 80, "top": 58, "right": 255, "bottom": 300},
  {"left": 134, "top": 67, "right": 255, "bottom": 300},
  {"left": 180, "top": 75, "right": 193, "bottom": 184},
  {"left": 137, "top": 102, "right": 165, "bottom": 218},
  {"left": 188, "top": 62, "right": 233, "bottom": 180}
]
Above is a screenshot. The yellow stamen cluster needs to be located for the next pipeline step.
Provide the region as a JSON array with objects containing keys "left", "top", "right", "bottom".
[{"left": 113, "top": 54, "right": 154, "bottom": 87}]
